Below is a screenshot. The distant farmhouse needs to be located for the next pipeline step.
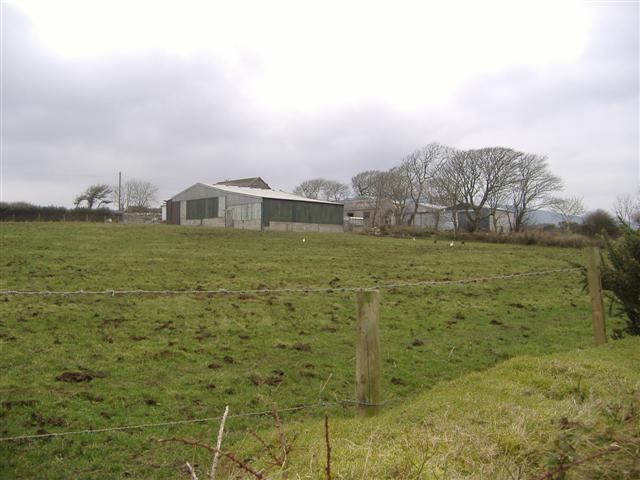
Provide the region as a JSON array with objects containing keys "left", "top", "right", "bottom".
[
  {"left": 344, "top": 199, "right": 455, "bottom": 230},
  {"left": 166, "top": 177, "right": 344, "bottom": 232},
  {"left": 344, "top": 199, "right": 513, "bottom": 232}
]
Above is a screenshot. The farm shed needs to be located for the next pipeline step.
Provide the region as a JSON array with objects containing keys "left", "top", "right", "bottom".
[
  {"left": 166, "top": 178, "right": 344, "bottom": 232},
  {"left": 405, "top": 201, "right": 454, "bottom": 230},
  {"left": 343, "top": 198, "right": 396, "bottom": 227},
  {"left": 447, "top": 204, "right": 513, "bottom": 232}
]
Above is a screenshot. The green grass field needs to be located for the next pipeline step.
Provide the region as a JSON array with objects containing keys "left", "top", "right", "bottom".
[{"left": 0, "top": 223, "right": 630, "bottom": 479}]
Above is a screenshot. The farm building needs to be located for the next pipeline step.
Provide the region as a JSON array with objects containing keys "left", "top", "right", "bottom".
[
  {"left": 343, "top": 198, "right": 397, "bottom": 227},
  {"left": 405, "top": 201, "right": 454, "bottom": 230},
  {"left": 447, "top": 204, "right": 513, "bottom": 232},
  {"left": 166, "top": 177, "right": 344, "bottom": 232},
  {"left": 344, "top": 198, "right": 455, "bottom": 230}
]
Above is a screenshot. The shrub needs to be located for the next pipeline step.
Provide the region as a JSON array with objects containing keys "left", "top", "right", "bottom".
[
  {"left": 601, "top": 225, "right": 640, "bottom": 335},
  {"left": 0, "top": 202, "right": 118, "bottom": 222},
  {"left": 581, "top": 210, "right": 619, "bottom": 237}
]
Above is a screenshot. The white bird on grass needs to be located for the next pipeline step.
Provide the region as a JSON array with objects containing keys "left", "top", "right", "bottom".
[
  {"left": 449, "top": 241, "right": 454, "bottom": 247},
  {"left": 302, "top": 237, "right": 306, "bottom": 243}
]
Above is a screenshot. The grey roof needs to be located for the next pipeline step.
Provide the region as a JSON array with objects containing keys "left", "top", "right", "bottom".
[
  {"left": 216, "top": 177, "right": 271, "bottom": 189},
  {"left": 204, "top": 183, "right": 343, "bottom": 205}
]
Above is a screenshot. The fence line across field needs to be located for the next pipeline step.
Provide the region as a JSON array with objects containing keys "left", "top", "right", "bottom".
[
  {"left": 0, "top": 399, "right": 390, "bottom": 443},
  {"left": 0, "top": 267, "right": 581, "bottom": 297}
]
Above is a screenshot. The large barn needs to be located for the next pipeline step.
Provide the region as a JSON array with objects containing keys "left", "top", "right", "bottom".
[{"left": 166, "top": 177, "right": 344, "bottom": 232}]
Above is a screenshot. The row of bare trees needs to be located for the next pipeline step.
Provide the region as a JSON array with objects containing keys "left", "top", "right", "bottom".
[
  {"left": 294, "top": 143, "right": 571, "bottom": 232},
  {"left": 294, "top": 143, "right": 640, "bottom": 231},
  {"left": 294, "top": 144, "right": 640, "bottom": 233},
  {"left": 292, "top": 179, "right": 350, "bottom": 202},
  {"left": 73, "top": 179, "right": 158, "bottom": 211}
]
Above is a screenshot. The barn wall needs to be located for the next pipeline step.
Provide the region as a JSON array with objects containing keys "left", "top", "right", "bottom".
[
  {"left": 262, "top": 199, "right": 343, "bottom": 228},
  {"left": 173, "top": 184, "right": 264, "bottom": 227},
  {"left": 170, "top": 184, "right": 344, "bottom": 232},
  {"left": 491, "top": 210, "right": 512, "bottom": 233},
  {"left": 173, "top": 184, "right": 220, "bottom": 202},
  {"left": 226, "top": 193, "right": 262, "bottom": 207},
  {"left": 225, "top": 203, "right": 262, "bottom": 230},
  {"left": 456, "top": 210, "right": 491, "bottom": 231},
  {"left": 268, "top": 222, "right": 344, "bottom": 233},
  {"left": 166, "top": 200, "right": 181, "bottom": 224}
]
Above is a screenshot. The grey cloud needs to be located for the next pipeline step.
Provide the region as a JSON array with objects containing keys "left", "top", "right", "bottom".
[{"left": 1, "top": 3, "right": 638, "bottom": 210}]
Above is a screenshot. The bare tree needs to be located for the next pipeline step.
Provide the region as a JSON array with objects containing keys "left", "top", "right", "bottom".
[
  {"left": 74, "top": 184, "right": 113, "bottom": 209},
  {"left": 549, "top": 196, "right": 585, "bottom": 231},
  {"left": 440, "top": 147, "right": 520, "bottom": 232},
  {"left": 112, "top": 179, "right": 158, "bottom": 211},
  {"left": 432, "top": 154, "right": 464, "bottom": 231},
  {"left": 321, "top": 180, "right": 350, "bottom": 202},
  {"left": 613, "top": 194, "right": 640, "bottom": 226},
  {"left": 401, "top": 143, "right": 451, "bottom": 225},
  {"left": 293, "top": 179, "right": 325, "bottom": 199},
  {"left": 293, "top": 178, "right": 349, "bottom": 202},
  {"left": 351, "top": 170, "right": 381, "bottom": 198},
  {"left": 509, "top": 154, "right": 563, "bottom": 231},
  {"left": 128, "top": 180, "right": 158, "bottom": 210},
  {"left": 383, "top": 167, "right": 411, "bottom": 224}
]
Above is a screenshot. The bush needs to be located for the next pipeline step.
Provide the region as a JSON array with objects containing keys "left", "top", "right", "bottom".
[
  {"left": 601, "top": 225, "right": 640, "bottom": 335},
  {"left": 581, "top": 209, "right": 619, "bottom": 237},
  {"left": 0, "top": 202, "right": 118, "bottom": 222}
]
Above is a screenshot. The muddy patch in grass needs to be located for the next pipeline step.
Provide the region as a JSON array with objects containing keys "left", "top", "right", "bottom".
[
  {"left": 250, "top": 373, "right": 284, "bottom": 386},
  {"left": 56, "top": 370, "right": 108, "bottom": 383},
  {"left": 2, "top": 399, "right": 37, "bottom": 409},
  {"left": 31, "top": 412, "right": 66, "bottom": 428}
]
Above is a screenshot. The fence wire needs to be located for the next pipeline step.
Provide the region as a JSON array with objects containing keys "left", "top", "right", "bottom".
[
  {"left": 0, "top": 399, "right": 390, "bottom": 443},
  {"left": 0, "top": 267, "right": 581, "bottom": 298},
  {"left": 0, "top": 266, "right": 582, "bottom": 444}
]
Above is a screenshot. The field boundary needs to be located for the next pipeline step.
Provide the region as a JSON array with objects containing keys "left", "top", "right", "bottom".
[
  {"left": 0, "top": 399, "right": 389, "bottom": 442},
  {"left": 0, "top": 267, "right": 581, "bottom": 297}
]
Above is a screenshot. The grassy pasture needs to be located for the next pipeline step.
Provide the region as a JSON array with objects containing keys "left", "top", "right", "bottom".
[{"left": 0, "top": 223, "right": 624, "bottom": 478}]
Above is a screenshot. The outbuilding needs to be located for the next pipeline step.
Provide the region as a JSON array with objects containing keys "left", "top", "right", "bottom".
[{"left": 166, "top": 178, "right": 344, "bottom": 233}]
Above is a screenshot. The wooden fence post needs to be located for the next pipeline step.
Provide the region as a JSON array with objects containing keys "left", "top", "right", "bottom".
[
  {"left": 356, "top": 290, "right": 381, "bottom": 416},
  {"left": 586, "top": 247, "right": 606, "bottom": 345}
]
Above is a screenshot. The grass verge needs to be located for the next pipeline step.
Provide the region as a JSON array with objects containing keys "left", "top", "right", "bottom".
[{"left": 232, "top": 337, "right": 640, "bottom": 479}]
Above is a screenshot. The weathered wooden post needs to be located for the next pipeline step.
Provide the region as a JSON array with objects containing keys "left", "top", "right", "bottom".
[
  {"left": 586, "top": 247, "right": 606, "bottom": 345},
  {"left": 356, "top": 290, "right": 381, "bottom": 416}
]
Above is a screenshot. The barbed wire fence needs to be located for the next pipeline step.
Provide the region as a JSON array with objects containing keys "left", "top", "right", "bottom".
[
  {"left": 0, "top": 400, "right": 394, "bottom": 443},
  {"left": 0, "top": 266, "right": 589, "bottom": 445},
  {"left": 0, "top": 267, "right": 581, "bottom": 297}
]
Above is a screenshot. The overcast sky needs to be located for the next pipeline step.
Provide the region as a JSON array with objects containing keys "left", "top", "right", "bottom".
[{"left": 1, "top": 0, "right": 638, "bottom": 210}]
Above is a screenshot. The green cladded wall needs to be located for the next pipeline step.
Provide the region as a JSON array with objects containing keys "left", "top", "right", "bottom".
[
  {"left": 262, "top": 199, "right": 343, "bottom": 227},
  {"left": 186, "top": 197, "right": 219, "bottom": 220}
]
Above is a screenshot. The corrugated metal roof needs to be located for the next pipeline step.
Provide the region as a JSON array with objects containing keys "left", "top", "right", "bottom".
[
  {"left": 216, "top": 177, "right": 271, "bottom": 189},
  {"left": 204, "top": 183, "right": 343, "bottom": 205}
]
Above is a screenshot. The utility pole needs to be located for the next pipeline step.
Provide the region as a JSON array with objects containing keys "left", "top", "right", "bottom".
[{"left": 118, "top": 171, "right": 122, "bottom": 212}]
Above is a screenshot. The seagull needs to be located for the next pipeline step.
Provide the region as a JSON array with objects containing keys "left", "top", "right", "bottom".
[
  {"left": 302, "top": 237, "right": 306, "bottom": 243},
  {"left": 449, "top": 241, "right": 454, "bottom": 247}
]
